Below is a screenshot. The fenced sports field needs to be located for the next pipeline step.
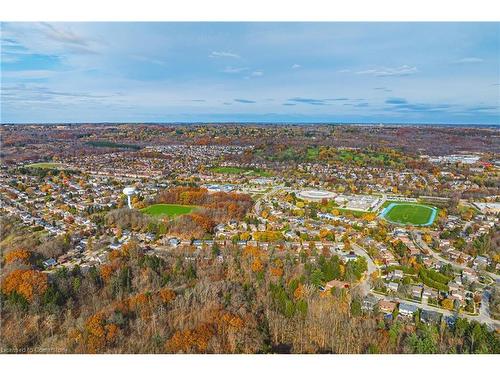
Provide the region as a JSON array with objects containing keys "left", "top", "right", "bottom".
[{"left": 378, "top": 202, "right": 437, "bottom": 226}]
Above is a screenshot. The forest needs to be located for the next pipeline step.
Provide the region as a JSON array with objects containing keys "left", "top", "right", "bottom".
[{"left": 1, "top": 234, "right": 499, "bottom": 354}]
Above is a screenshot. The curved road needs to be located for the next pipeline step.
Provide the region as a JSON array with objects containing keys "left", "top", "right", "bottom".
[
  {"left": 351, "top": 243, "right": 379, "bottom": 296},
  {"left": 412, "top": 231, "right": 500, "bottom": 284},
  {"left": 352, "top": 240, "right": 499, "bottom": 330}
]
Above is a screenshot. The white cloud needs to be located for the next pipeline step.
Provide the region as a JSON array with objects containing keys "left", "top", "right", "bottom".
[
  {"left": 221, "top": 66, "right": 248, "bottom": 74},
  {"left": 251, "top": 70, "right": 263, "bottom": 77},
  {"left": 453, "top": 57, "right": 484, "bottom": 64},
  {"left": 2, "top": 23, "right": 100, "bottom": 58},
  {"left": 291, "top": 64, "right": 301, "bottom": 69},
  {"left": 209, "top": 51, "right": 240, "bottom": 59},
  {"left": 2, "top": 70, "right": 58, "bottom": 79},
  {"left": 356, "top": 65, "right": 418, "bottom": 77},
  {"left": 130, "top": 55, "right": 166, "bottom": 66},
  {"left": 0, "top": 54, "right": 20, "bottom": 63},
  {"left": 38, "top": 22, "right": 89, "bottom": 46}
]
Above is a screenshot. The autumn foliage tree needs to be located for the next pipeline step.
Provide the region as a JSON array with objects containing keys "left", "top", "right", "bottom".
[
  {"left": 159, "top": 288, "right": 176, "bottom": 304},
  {"left": 165, "top": 323, "right": 215, "bottom": 353},
  {"left": 1, "top": 269, "right": 48, "bottom": 302},
  {"left": 157, "top": 186, "right": 253, "bottom": 223},
  {"left": 165, "top": 309, "right": 246, "bottom": 353},
  {"left": 82, "top": 313, "right": 120, "bottom": 353},
  {"left": 3, "top": 249, "right": 31, "bottom": 265}
]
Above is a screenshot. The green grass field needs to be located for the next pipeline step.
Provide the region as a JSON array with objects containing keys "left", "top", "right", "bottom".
[
  {"left": 141, "top": 204, "right": 197, "bottom": 217},
  {"left": 85, "top": 140, "right": 141, "bottom": 150},
  {"left": 210, "top": 166, "right": 272, "bottom": 177},
  {"left": 306, "top": 147, "right": 320, "bottom": 160},
  {"left": 380, "top": 203, "right": 437, "bottom": 226},
  {"left": 26, "top": 162, "right": 63, "bottom": 169}
]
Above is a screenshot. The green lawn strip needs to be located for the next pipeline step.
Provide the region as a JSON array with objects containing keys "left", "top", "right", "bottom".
[
  {"left": 418, "top": 269, "right": 450, "bottom": 291},
  {"left": 210, "top": 166, "right": 272, "bottom": 177},
  {"left": 26, "top": 162, "right": 63, "bottom": 169},
  {"left": 384, "top": 265, "right": 418, "bottom": 275},
  {"left": 85, "top": 140, "right": 141, "bottom": 150},
  {"left": 332, "top": 207, "right": 366, "bottom": 218},
  {"left": 380, "top": 200, "right": 412, "bottom": 209},
  {"left": 306, "top": 147, "right": 320, "bottom": 160},
  {"left": 141, "top": 204, "right": 198, "bottom": 217}
]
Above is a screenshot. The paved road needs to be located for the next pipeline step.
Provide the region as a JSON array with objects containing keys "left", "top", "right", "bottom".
[
  {"left": 351, "top": 243, "right": 380, "bottom": 296},
  {"left": 372, "top": 193, "right": 387, "bottom": 214},
  {"left": 412, "top": 231, "right": 500, "bottom": 284},
  {"left": 370, "top": 291, "right": 499, "bottom": 330},
  {"left": 253, "top": 199, "right": 262, "bottom": 216},
  {"left": 479, "top": 290, "right": 495, "bottom": 327},
  {"left": 349, "top": 233, "right": 500, "bottom": 329},
  {"left": 351, "top": 243, "right": 378, "bottom": 275},
  {"left": 253, "top": 185, "right": 282, "bottom": 216}
]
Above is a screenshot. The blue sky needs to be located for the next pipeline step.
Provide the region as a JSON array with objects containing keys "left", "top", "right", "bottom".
[{"left": 1, "top": 22, "right": 499, "bottom": 124}]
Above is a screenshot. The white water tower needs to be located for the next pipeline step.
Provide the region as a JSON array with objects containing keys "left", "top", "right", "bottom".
[{"left": 122, "top": 187, "right": 136, "bottom": 209}]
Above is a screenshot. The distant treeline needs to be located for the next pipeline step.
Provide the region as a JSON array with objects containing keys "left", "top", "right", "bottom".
[{"left": 86, "top": 140, "right": 141, "bottom": 150}]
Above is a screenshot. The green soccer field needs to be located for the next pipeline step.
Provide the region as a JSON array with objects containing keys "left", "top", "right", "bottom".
[
  {"left": 141, "top": 204, "right": 197, "bottom": 217},
  {"left": 380, "top": 203, "right": 437, "bottom": 226},
  {"left": 210, "top": 166, "right": 272, "bottom": 177},
  {"left": 26, "top": 162, "right": 63, "bottom": 169}
]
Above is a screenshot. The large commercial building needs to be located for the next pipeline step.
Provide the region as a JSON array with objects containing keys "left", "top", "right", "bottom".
[{"left": 296, "top": 190, "right": 336, "bottom": 202}]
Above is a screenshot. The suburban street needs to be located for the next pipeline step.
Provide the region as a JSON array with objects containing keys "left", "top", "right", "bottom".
[
  {"left": 351, "top": 243, "right": 379, "bottom": 296},
  {"left": 412, "top": 231, "right": 500, "bottom": 283},
  {"left": 352, "top": 241, "right": 499, "bottom": 330},
  {"left": 370, "top": 291, "right": 499, "bottom": 330}
]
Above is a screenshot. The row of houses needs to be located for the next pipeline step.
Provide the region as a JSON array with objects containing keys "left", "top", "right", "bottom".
[{"left": 362, "top": 296, "right": 443, "bottom": 324}]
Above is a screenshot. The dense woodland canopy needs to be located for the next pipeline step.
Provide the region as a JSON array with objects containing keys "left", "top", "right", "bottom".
[
  {"left": 1, "top": 227, "right": 499, "bottom": 354},
  {"left": 156, "top": 186, "right": 253, "bottom": 223}
]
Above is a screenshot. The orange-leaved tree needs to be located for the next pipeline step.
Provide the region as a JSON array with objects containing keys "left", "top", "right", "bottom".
[
  {"left": 1, "top": 269, "right": 48, "bottom": 302},
  {"left": 4, "top": 249, "right": 31, "bottom": 265}
]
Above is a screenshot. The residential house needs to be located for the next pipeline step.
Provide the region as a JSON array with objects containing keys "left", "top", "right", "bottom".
[
  {"left": 410, "top": 285, "right": 423, "bottom": 300},
  {"left": 169, "top": 238, "right": 181, "bottom": 247},
  {"left": 387, "top": 281, "right": 399, "bottom": 293},
  {"left": 462, "top": 268, "right": 479, "bottom": 283},
  {"left": 398, "top": 303, "right": 418, "bottom": 317},
  {"left": 42, "top": 258, "right": 57, "bottom": 268},
  {"left": 378, "top": 300, "right": 397, "bottom": 314},
  {"left": 324, "top": 279, "right": 350, "bottom": 291},
  {"left": 449, "top": 288, "right": 466, "bottom": 304},
  {"left": 342, "top": 251, "right": 358, "bottom": 262},
  {"left": 420, "top": 309, "right": 442, "bottom": 325},
  {"left": 362, "top": 295, "right": 379, "bottom": 312},
  {"left": 422, "top": 287, "right": 439, "bottom": 302},
  {"left": 389, "top": 269, "right": 404, "bottom": 280},
  {"left": 473, "top": 255, "right": 489, "bottom": 269}
]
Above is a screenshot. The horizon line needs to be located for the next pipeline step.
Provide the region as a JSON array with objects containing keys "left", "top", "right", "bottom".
[{"left": 2, "top": 121, "right": 500, "bottom": 127}]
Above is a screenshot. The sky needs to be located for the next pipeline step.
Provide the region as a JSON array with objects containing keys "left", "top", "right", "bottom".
[{"left": 1, "top": 22, "right": 499, "bottom": 124}]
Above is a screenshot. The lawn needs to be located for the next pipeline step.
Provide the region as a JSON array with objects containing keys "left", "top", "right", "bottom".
[
  {"left": 210, "top": 166, "right": 272, "bottom": 177},
  {"left": 379, "top": 203, "right": 437, "bottom": 226},
  {"left": 306, "top": 147, "right": 320, "bottom": 160},
  {"left": 141, "top": 204, "right": 197, "bottom": 217},
  {"left": 26, "top": 162, "right": 63, "bottom": 169},
  {"left": 86, "top": 141, "right": 141, "bottom": 150}
]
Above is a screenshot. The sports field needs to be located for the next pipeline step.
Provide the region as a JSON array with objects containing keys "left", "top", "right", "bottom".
[
  {"left": 210, "top": 166, "right": 272, "bottom": 177},
  {"left": 26, "top": 162, "right": 63, "bottom": 169},
  {"left": 379, "top": 203, "right": 437, "bottom": 226},
  {"left": 141, "top": 204, "right": 197, "bottom": 217}
]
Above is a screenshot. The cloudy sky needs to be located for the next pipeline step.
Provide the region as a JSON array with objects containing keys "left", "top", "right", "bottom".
[{"left": 1, "top": 22, "right": 499, "bottom": 124}]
